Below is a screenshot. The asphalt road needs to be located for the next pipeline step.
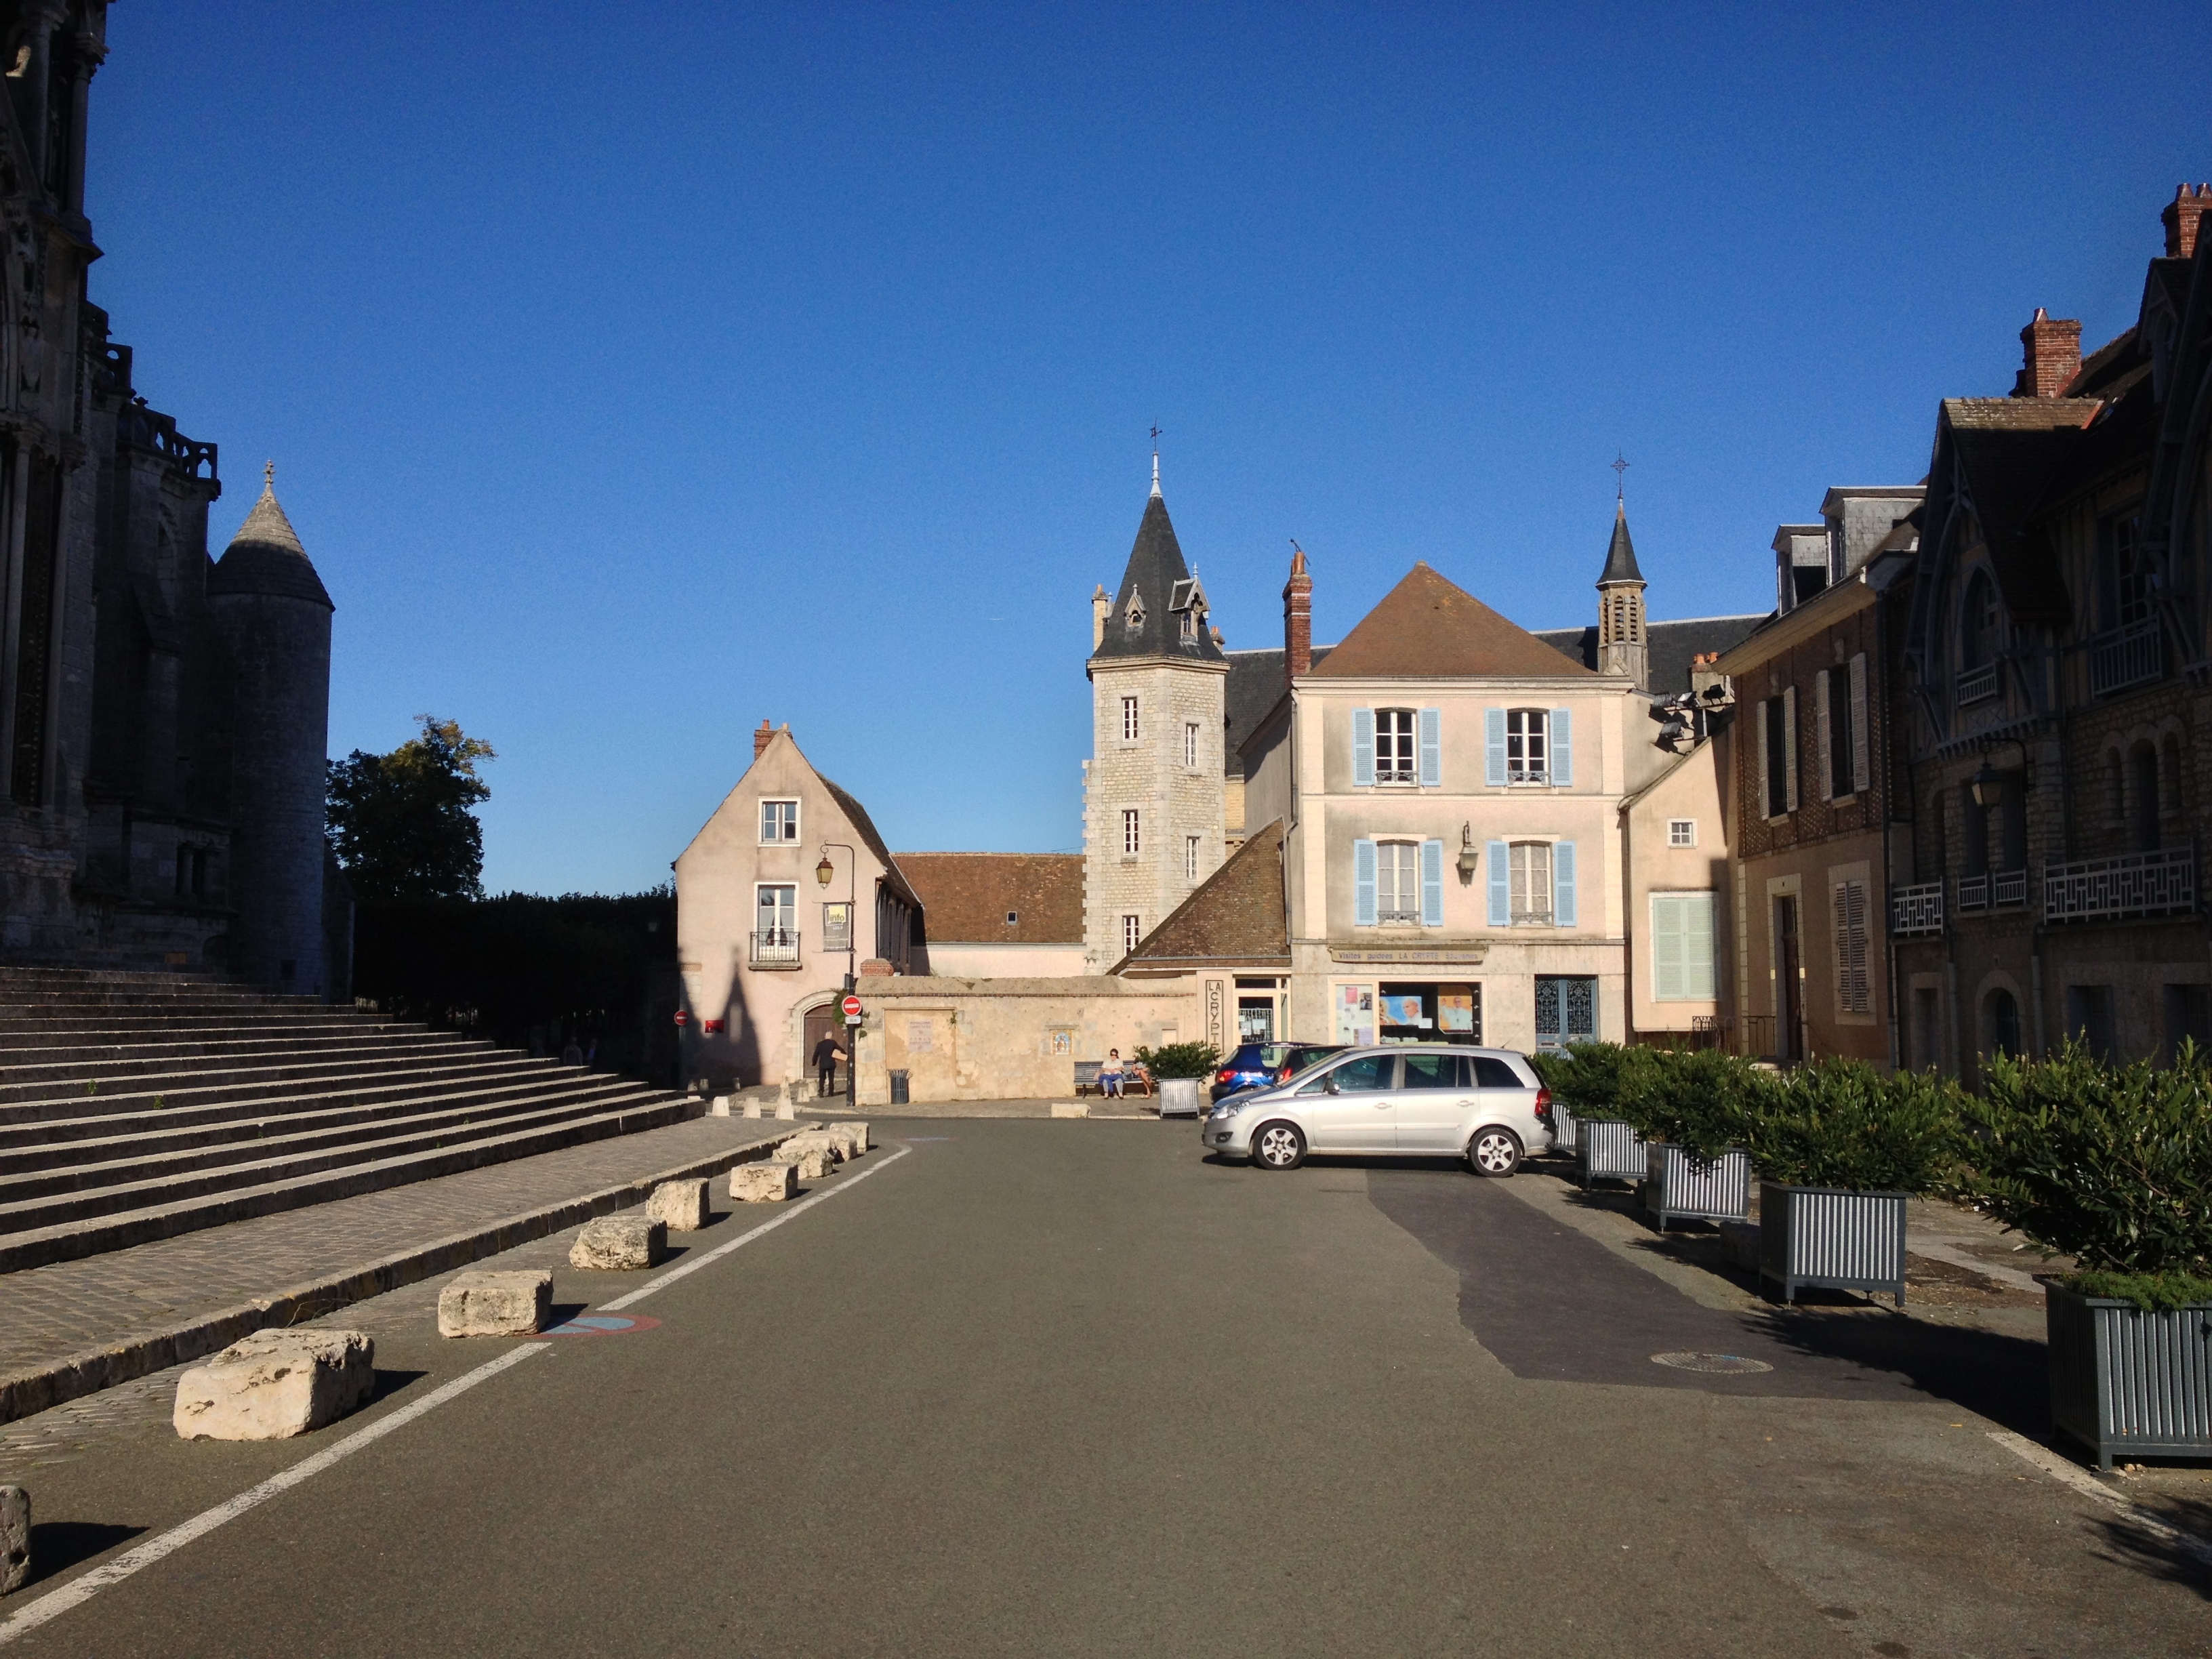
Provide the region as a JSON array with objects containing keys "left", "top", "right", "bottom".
[{"left": 5, "top": 1121, "right": 2208, "bottom": 1657}]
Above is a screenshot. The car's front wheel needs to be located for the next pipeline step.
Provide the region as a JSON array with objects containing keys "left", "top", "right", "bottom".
[
  {"left": 1467, "top": 1127, "right": 1522, "bottom": 1177},
  {"left": 1252, "top": 1121, "right": 1306, "bottom": 1171}
]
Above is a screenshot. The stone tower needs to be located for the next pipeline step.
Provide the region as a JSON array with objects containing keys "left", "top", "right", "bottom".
[
  {"left": 1595, "top": 499, "right": 1648, "bottom": 688},
  {"left": 206, "top": 474, "right": 334, "bottom": 993},
  {"left": 1083, "top": 462, "right": 1229, "bottom": 970}
]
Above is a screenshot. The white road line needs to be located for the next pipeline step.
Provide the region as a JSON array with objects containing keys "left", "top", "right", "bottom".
[
  {"left": 0, "top": 1141, "right": 916, "bottom": 1645},
  {"left": 598, "top": 1143, "right": 912, "bottom": 1312},
  {"left": 1987, "top": 1428, "right": 2212, "bottom": 1567}
]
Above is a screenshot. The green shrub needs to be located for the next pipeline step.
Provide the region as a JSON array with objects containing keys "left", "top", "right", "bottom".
[
  {"left": 1134, "top": 1041, "right": 1220, "bottom": 1080},
  {"left": 1961, "top": 1040, "right": 2212, "bottom": 1292},
  {"left": 1748, "top": 1059, "right": 1967, "bottom": 1193},
  {"left": 2065, "top": 1269, "right": 2212, "bottom": 1311},
  {"left": 1530, "top": 1042, "right": 1660, "bottom": 1116},
  {"left": 1620, "top": 1047, "right": 1778, "bottom": 1158}
]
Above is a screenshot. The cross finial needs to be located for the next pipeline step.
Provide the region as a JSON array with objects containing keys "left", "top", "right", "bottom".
[
  {"left": 1610, "top": 451, "right": 1629, "bottom": 501},
  {"left": 1149, "top": 426, "right": 1163, "bottom": 497},
  {"left": 264, "top": 459, "right": 275, "bottom": 491}
]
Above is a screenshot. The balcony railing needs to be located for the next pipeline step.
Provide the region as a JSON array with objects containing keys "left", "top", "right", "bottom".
[
  {"left": 1956, "top": 874, "right": 1988, "bottom": 914},
  {"left": 1954, "top": 663, "right": 2000, "bottom": 706},
  {"left": 1375, "top": 908, "right": 1421, "bottom": 926},
  {"left": 2043, "top": 846, "right": 2197, "bottom": 924},
  {"left": 1510, "top": 907, "right": 1555, "bottom": 928},
  {"left": 1992, "top": 867, "right": 2028, "bottom": 909},
  {"left": 1891, "top": 882, "right": 1944, "bottom": 937},
  {"left": 748, "top": 928, "right": 802, "bottom": 968},
  {"left": 2088, "top": 620, "right": 2162, "bottom": 697}
]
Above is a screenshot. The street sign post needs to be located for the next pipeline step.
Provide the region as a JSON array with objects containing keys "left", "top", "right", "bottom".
[{"left": 840, "top": 994, "right": 862, "bottom": 1020}]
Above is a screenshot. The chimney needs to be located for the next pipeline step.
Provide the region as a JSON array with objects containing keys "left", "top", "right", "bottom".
[
  {"left": 1282, "top": 545, "right": 1312, "bottom": 682},
  {"left": 2164, "top": 182, "right": 2211, "bottom": 260},
  {"left": 2013, "top": 307, "right": 2082, "bottom": 398},
  {"left": 753, "top": 719, "right": 773, "bottom": 760},
  {"left": 1091, "top": 583, "right": 1109, "bottom": 651}
]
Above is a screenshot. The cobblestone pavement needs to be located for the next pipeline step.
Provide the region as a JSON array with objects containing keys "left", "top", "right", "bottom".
[{"left": 0, "top": 1114, "right": 787, "bottom": 1385}]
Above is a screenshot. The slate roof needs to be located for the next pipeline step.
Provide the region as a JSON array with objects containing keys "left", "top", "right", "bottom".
[
  {"left": 1597, "top": 500, "right": 1643, "bottom": 584},
  {"left": 1090, "top": 493, "right": 1226, "bottom": 667},
  {"left": 207, "top": 481, "right": 333, "bottom": 609},
  {"left": 1309, "top": 563, "right": 1595, "bottom": 680},
  {"left": 1113, "top": 820, "right": 1290, "bottom": 972},
  {"left": 1532, "top": 614, "right": 1768, "bottom": 696},
  {"left": 1223, "top": 645, "right": 1333, "bottom": 776},
  {"left": 895, "top": 853, "right": 1083, "bottom": 945}
]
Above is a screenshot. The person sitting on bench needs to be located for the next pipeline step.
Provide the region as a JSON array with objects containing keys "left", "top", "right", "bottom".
[{"left": 1098, "top": 1049, "right": 1126, "bottom": 1098}]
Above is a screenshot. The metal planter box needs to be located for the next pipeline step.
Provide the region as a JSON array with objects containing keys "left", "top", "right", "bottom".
[
  {"left": 1759, "top": 1183, "right": 1907, "bottom": 1307},
  {"left": 1157, "top": 1078, "right": 1202, "bottom": 1118},
  {"left": 2047, "top": 1283, "right": 2212, "bottom": 1469},
  {"left": 1578, "top": 1120, "right": 1647, "bottom": 1188},
  {"left": 1546, "top": 1102, "right": 1580, "bottom": 1155},
  {"left": 1645, "top": 1144, "right": 1751, "bottom": 1229}
]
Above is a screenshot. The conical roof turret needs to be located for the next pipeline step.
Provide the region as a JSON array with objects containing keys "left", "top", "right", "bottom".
[
  {"left": 1597, "top": 499, "right": 1643, "bottom": 586},
  {"left": 209, "top": 469, "right": 333, "bottom": 609},
  {"left": 1088, "top": 478, "right": 1224, "bottom": 667}
]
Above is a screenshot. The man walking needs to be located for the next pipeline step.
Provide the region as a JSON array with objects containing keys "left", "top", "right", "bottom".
[{"left": 811, "top": 1030, "right": 845, "bottom": 1099}]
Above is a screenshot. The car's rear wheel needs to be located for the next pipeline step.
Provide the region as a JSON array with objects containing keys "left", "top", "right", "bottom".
[
  {"left": 1467, "top": 1126, "right": 1522, "bottom": 1177},
  {"left": 1252, "top": 1121, "right": 1306, "bottom": 1171}
]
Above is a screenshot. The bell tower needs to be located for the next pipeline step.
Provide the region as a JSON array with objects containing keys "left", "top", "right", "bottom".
[{"left": 1595, "top": 499, "right": 1648, "bottom": 688}]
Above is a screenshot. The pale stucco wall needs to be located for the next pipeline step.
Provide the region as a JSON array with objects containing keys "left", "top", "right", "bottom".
[
  {"left": 1623, "top": 743, "right": 1729, "bottom": 1038},
  {"left": 918, "top": 940, "right": 1088, "bottom": 979},
  {"left": 847, "top": 975, "right": 1206, "bottom": 1103}
]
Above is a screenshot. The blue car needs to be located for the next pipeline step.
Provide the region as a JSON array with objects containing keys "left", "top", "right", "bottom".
[{"left": 1210, "top": 1042, "right": 1346, "bottom": 1101}]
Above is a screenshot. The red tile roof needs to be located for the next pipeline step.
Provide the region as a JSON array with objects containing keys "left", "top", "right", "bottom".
[
  {"left": 895, "top": 853, "right": 1084, "bottom": 944},
  {"left": 1309, "top": 563, "right": 1597, "bottom": 680}
]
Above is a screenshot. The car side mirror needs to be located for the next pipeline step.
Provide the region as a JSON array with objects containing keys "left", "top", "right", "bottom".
[{"left": 1323, "top": 1073, "right": 1340, "bottom": 1094}]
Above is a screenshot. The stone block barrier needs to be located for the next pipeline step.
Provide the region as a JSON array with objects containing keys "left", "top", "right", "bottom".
[
  {"left": 731, "top": 1163, "right": 796, "bottom": 1203},
  {"left": 570, "top": 1216, "right": 667, "bottom": 1271},
  {"left": 834, "top": 1120, "right": 872, "bottom": 1153},
  {"left": 647, "top": 1178, "right": 712, "bottom": 1231},
  {"left": 173, "top": 1329, "right": 375, "bottom": 1441},
  {"left": 1050, "top": 1102, "right": 1090, "bottom": 1119},
  {"left": 0, "top": 1487, "right": 26, "bottom": 1595},
  {"left": 438, "top": 1270, "right": 554, "bottom": 1337}
]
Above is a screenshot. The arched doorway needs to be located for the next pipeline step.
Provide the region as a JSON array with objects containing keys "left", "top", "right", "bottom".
[
  {"left": 801, "top": 1000, "right": 848, "bottom": 1101},
  {"left": 1980, "top": 987, "right": 2021, "bottom": 1061}
]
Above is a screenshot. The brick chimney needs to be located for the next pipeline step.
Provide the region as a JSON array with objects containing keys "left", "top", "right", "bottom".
[
  {"left": 753, "top": 719, "right": 774, "bottom": 760},
  {"left": 2165, "top": 182, "right": 2211, "bottom": 260},
  {"left": 2013, "top": 307, "right": 2082, "bottom": 398},
  {"left": 1282, "top": 544, "right": 1312, "bottom": 682}
]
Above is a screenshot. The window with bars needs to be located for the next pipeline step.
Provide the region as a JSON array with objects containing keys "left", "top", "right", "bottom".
[
  {"left": 1509, "top": 842, "right": 1553, "bottom": 925},
  {"left": 1505, "top": 709, "right": 1548, "bottom": 783},
  {"left": 1832, "top": 879, "right": 1871, "bottom": 1015},
  {"left": 1122, "top": 808, "right": 1141, "bottom": 855},
  {"left": 1120, "top": 697, "right": 1139, "bottom": 741},
  {"left": 1375, "top": 841, "right": 1421, "bottom": 923},
  {"left": 1122, "top": 914, "right": 1141, "bottom": 953},
  {"left": 1183, "top": 722, "right": 1199, "bottom": 768},
  {"left": 1185, "top": 835, "right": 1200, "bottom": 880},
  {"left": 1374, "top": 709, "right": 1416, "bottom": 782}
]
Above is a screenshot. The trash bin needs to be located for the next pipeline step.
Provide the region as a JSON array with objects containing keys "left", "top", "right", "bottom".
[{"left": 889, "top": 1069, "right": 909, "bottom": 1105}]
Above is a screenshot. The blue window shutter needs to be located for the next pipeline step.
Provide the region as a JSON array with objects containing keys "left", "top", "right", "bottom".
[
  {"left": 1354, "top": 839, "right": 1378, "bottom": 925},
  {"left": 1420, "top": 839, "right": 1444, "bottom": 926},
  {"left": 1550, "top": 708, "right": 1573, "bottom": 787},
  {"left": 1486, "top": 840, "right": 1510, "bottom": 926},
  {"left": 1418, "top": 708, "right": 1441, "bottom": 786},
  {"left": 1485, "top": 708, "right": 1507, "bottom": 786},
  {"left": 1352, "top": 708, "right": 1375, "bottom": 787},
  {"left": 1554, "top": 840, "right": 1578, "bottom": 927}
]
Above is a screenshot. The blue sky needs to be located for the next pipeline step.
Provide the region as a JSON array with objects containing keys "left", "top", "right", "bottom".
[{"left": 87, "top": 3, "right": 2205, "bottom": 893}]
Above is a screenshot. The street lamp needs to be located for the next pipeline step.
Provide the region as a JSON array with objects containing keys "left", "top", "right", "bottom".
[
  {"left": 817, "top": 842, "right": 857, "bottom": 1104},
  {"left": 1969, "top": 760, "right": 2003, "bottom": 810}
]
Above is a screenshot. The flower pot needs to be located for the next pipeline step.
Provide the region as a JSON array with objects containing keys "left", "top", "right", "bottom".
[
  {"left": 1644, "top": 1144, "right": 1751, "bottom": 1230},
  {"left": 1157, "top": 1078, "right": 1202, "bottom": 1118},
  {"left": 2045, "top": 1282, "right": 2212, "bottom": 1470},
  {"left": 1758, "top": 1183, "right": 1907, "bottom": 1307},
  {"left": 1578, "top": 1120, "right": 1647, "bottom": 1188}
]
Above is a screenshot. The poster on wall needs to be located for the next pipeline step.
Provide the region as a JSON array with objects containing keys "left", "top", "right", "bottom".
[
  {"left": 1438, "top": 994, "right": 1475, "bottom": 1033},
  {"left": 1335, "top": 984, "right": 1375, "bottom": 1046},
  {"left": 1380, "top": 994, "right": 1427, "bottom": 1027}
]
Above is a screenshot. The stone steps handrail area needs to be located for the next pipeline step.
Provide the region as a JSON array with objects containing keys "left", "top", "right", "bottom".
[{"left": 0, "top": 966, "right": 701, "bottom": 1272}]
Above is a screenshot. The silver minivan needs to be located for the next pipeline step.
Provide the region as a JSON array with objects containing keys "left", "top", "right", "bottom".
[{"left": 1200, "top": 1044, "right": 1552, "bottom": 1175}]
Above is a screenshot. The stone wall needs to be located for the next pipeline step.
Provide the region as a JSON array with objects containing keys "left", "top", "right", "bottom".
[{"left": 1083, "top": 659, "right": 1227, "bottom": 970}]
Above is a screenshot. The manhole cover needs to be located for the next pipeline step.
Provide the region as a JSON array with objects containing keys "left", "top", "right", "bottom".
[{"left": 1652, "top": 1351, "right": 1773, "bottom": 1374}]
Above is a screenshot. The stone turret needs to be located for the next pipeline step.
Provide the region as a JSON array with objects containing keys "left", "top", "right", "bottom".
[
  {"left": 207, "top": 471, "right": 333, "bottom": 994},
  {"left": 1595, "top": 500, "right": 1648, "bottom": 689}
]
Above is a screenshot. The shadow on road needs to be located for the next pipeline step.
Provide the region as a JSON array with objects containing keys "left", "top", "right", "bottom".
[
  {"left": 1744, "top": 1307, "right": 2048, "bottom": 1435},
  {"left": 366, "top": 1368, "right": 429, "bottom": 1407},
  {"left": 26, "top": 1521, "right": 144, "bottom": 1588},
  {"left": 2089, "top": 1496, "right": 2212, "bottom": 1599}
]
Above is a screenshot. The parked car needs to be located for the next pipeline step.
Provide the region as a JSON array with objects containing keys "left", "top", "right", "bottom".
[
  {"left": 1200, "top": 1046, "right": 1553, "bottom": 1175},
  {"left": 1211, "top": 1042, "right": 1346, "bottom": 1101}
]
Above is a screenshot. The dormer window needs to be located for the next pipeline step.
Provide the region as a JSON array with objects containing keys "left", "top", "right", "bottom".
[
  {"left": 1960, "top": 570, "right": 2001, "bottom": 668},
  {"left": 1125, "top": 596, "right": 1145, "bottom": 631}
]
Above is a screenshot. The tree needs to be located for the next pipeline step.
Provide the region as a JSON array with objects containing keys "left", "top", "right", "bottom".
[{"left": 327, "top": 716, "right": 496, "bottom": 901}]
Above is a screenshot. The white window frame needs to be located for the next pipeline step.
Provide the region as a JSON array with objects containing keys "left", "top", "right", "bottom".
[
  {"left": 1184, "top": 721, "right": 1200, "bottom": 769},
  {"left": 1122, "top": 808, "right": 1141, "bottom": 856},
  {"left": 1374, "top": 708, "right": 1418, "bottom": 783},
  {"left": 1122, "top": 913, "right": 1142, "bottom": 954},
  {"left": 1667, "top": 819, "right": 1696, "bottom": 848},
  {"left": 1185, "top": 834, "right": 1201, "bottom": 880},
  {"left": 1120, "top": 696, "right": 1139, "bottom": 741},
  {"left": 1509, "top": 841, "right": 1554, "bottom": 926},
  {"left": 1375, "top": 840, "right": 1421, "bottom": 924},
  {"left": 754, "top": 882, "right": 798, "bottom": 941},
  {"left": 1505, "top": 709, "right": 1549, "bottom": 784},
  {"left": 760, "top": 799, "right": 800, "bottom": 844}
]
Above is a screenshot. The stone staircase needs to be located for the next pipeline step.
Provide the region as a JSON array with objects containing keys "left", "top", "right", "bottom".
[{"left": 0, "top": 966, "right": 700, "bottom": 1272}]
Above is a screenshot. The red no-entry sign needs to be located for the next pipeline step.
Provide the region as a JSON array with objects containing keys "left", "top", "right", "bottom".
[{"left": 840, "top": 995, "right": 863, "bottom": 1019}]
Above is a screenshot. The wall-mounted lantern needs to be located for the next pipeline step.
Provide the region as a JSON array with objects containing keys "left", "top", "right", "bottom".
[{"left": 1456, "top": 823, "right": 1480, "bottom": 880}]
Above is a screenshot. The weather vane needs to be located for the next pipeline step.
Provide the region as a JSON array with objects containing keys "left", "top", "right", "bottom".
[{"left": 1611, "top": 451, "right": 1629, "bottom": 501}]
